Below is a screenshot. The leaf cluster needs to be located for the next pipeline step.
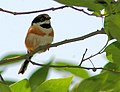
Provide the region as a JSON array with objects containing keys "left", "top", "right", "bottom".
[
  {"left": 53, "top": 0, "right": 120, "bottom": 91},
  {"left": 0, "top": 59, "right": 90, "bottom": 92}
]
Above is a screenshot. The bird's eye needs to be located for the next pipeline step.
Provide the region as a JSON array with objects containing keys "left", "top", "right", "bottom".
[{"left": 40, "top": 17, "right": 45, "bottom": 22}]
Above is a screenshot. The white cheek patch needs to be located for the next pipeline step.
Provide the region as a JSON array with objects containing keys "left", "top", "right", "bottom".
[{"left": 36, "top": 20, "right": 50, "bottom": 25}]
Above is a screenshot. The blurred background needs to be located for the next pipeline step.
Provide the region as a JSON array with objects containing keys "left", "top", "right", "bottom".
[{"left": 0, "top": 0, "right": 108, "bottom": 81}]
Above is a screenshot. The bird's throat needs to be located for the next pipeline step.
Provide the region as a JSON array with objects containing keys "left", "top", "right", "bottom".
[{"left": 40, "top": 24, "right": 51, "bottom": 28}]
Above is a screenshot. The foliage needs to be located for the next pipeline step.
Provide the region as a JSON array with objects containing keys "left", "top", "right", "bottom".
[
  {"left": 0, "top": 75, "right": 73, "bottom": 92},
  {"left": 0, "top": 53, "right": 25, "bottom": 65},
  {"left": 29, "top": 62, "right": 50, "bottom": 91},
  {"left": 54, "top": 0, "right": 105, "bottom": 11},
  {"left": 1, "top": 0, "right": 120, "bottom": 92}
]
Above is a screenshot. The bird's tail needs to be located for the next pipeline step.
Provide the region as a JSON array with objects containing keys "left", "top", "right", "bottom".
[{"left": 18, "top": 56, "right": 32, "bottom": 74}]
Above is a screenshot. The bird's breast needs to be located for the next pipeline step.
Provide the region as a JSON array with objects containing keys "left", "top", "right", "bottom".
[{"left": 25, "top": 25, "right": 54, "bottom": 52}]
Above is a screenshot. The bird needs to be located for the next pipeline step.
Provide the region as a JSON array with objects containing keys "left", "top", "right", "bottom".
[{"left": 18, "top": 14, "right": 54, "bottom": 74}]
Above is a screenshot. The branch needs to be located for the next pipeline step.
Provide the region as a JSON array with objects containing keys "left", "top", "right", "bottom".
[
  {"left": 82, "top": 39, "right": 108, "bottom": 62},
  {"left": 0, "top": 5, "right": 103, "bottom": 17},
  {"left": 70, "top": 6, "right": 104, "bottom": 17},
  {"left": 29, "top": 60, "right": 120, "bottom": 73},
  {"left": 0, "top": 29, "right": 105, "bottom": 65},
  {"left": 88, "top": 59, "right": 96, "bottom": 72},
  {"left": 0, "top": 5, "right": 68, "bottom": 15},
  {"left": 79, "top": 48, "right": 88, "bottom": 66},
  {"left": 31, "top": 28, "right": 105, "bottom": 55},
  {"left": 70, "top": 7, "right": 94, "bottom": 16}
]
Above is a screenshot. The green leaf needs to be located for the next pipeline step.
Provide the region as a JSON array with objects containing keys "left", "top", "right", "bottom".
[
  {"left": 101, "top": 62, "right": 120, "bottom": 73},
  {"left": 114, "top": 1, "right": 120, "bottom": 13},
  {"left": 105, "top": 1, "right": 120, "bottom": 15},
  {"left": 77, "top": 61, "right": 120, "bottom": 92},
  {"left": 54, "top": 0, "right": 105, "bottom": 11},
  {"left": 29, "top": 66, "right": 49, "bottom": 91},
  {"left": 77, "top": 71, "right": 120, "bottom": 92},
  {"left": 0, "top": 53, "right": 25, "bottom": 65},
  {"left": 34, "top": 76, "right": 73, "bottom": 92},
  {"left": 0, "top": 83, "right": 12, "bottom": 92},
  {"left": 104, "top": 13, "right": 120, "bottom": 42},
  {"left": 54, "top": 61, "right": 89, "bottom": 78},
  {"left": 10, "top": 79, "right": 31, "bottom": 92},
  {"left": 104, "top": 41, "right": 120, "bottom": 64}
]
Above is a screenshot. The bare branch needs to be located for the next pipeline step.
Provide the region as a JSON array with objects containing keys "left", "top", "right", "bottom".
[
  {"left": 83, "top": 38, "right": 108, "bottom": 61},
  {"left": 70, "top": 7, "right": 94, "bottom": 16},
  {"left": 89, "top": 59, "right": 96, "bottom": 72},
  {"left": 70, "top": 6, "right": 104, "bottom": 17},
  {"left": 0, "top": 5, "right": 68, "bottom": 15},
  {"left": 0, "top": 5, "right": 104, "bottom": 17},
  {"left": 31, "top": 28, "right": 105, "bottom": 55},
  {"left": 0, "top": 28, "right": 114, "bottom": 73},
  {"left": 29, "top": 60, "right": 120, "bottom": 73},
  {"left": 0, "top": 29, "right": 105, "bottom": 65},
  {"left": 79, "top": 48, "right": 88, "bottom": 66}
]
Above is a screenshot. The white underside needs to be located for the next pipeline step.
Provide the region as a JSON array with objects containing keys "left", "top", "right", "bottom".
[{"left": 28, "top": 33, "right": 53, "bottom": 45}]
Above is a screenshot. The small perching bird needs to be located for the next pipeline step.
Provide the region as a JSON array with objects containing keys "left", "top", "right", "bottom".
[{"left": 18, "top": 14, "right": 54, "bottom": 74}]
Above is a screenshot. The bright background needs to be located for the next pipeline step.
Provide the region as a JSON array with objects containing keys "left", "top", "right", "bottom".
[{"left": 0, "top": 0, "right": 108, "bottom": 81}]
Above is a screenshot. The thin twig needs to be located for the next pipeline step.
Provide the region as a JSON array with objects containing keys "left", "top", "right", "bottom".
[
  {"left": 89, "top": 59, "right": 96, "bottom": 72},
  {"left": 29, "top": 60, "right": 120, "bottom": 73},
  {"left": 89, "top": 59, "right": 95, "bottom": 68},
  {"left": 83, "top": 37, "right": 108, "bottom": 62},
  {"left": 0, "top": 5, "right": 119, "bottom": 17},
  {"left": 0, "top": 5, "right": 68, "bottom": 15},
  {"left": 0, "top": 5, "right": 104, "bottom": 17},
  {"left": 79, "top": 48, "right": 88, "bottom": 66},
  {"left": 0, "top": 5, "right": 102, "bottom": 17},
  {"left": 0, "top": 29, "right": 105, "bottom": 65},
  {"left": 70, "top": 6, "right": 105, "bottom": 17},
  {"left": 70, "top": 7, "right": 94, "bottom": 16}
]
